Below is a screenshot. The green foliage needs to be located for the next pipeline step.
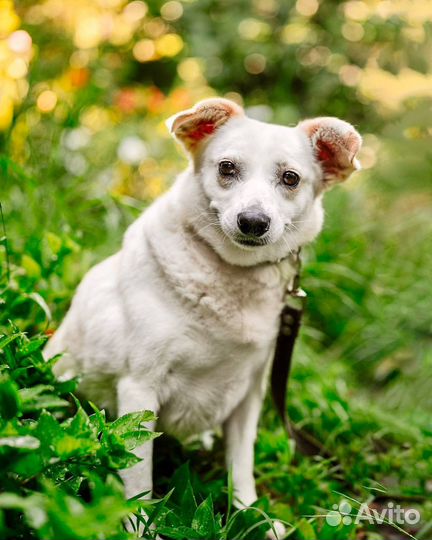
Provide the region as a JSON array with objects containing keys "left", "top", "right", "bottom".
[
  {"left": 151, "top": 464, "right": 282, "bottom": 540},
  {"left": 0, "top": 326, "right": 160, "bottom": 539}
]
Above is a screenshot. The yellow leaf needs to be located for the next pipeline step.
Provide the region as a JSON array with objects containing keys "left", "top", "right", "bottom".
[{"left": 21, "top": 254, "right": 41, "bottom": 279}]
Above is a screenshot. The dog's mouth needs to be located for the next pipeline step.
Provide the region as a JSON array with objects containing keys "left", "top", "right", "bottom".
[{"left": 232, "top": 236, "right": 267, "bottom": 248}]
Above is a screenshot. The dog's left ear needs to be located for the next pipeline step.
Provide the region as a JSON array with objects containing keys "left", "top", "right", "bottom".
[
  {"left": 298, "top": 117, "right": 362, "bottom": 186},
  {"left": 167, "top": 98, "right": 244, "bottom": 153}
]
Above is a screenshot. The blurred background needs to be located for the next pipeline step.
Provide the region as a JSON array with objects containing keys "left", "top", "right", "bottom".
[{"left": 1, "top": 0, "right": 432, "bottom": 538}]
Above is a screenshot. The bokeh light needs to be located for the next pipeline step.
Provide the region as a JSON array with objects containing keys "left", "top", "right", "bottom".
[
  {"left": 244, "top": 53, "right": 266, "bottom": 74},
  {"left": 8, "top": 30, "right": 32, "bottom": 54},
  {"left": 36, "top": 90, "right": 57, "bottom": 113},
  {"left": 133, "top": 39, "right": 156, "bottom": 62},
  {"left": 295, "top": 0, "right": 319, "bottom": 17},
  {"left": 155, "top": 33, "right": 183, "bottom": 57},
  {"left": 160, "top": 1, "right": 183, "bottom": 21}
]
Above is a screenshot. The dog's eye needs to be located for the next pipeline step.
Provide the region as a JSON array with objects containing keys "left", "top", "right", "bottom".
[
  {"left": 219, "top": 160, "right": 236, "bottom": 176},
  {"left": 282, "top": 170, "right": 300, "bottom": 188}
]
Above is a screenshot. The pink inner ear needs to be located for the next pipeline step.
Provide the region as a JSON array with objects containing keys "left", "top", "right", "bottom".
[
  {"left": 316, "top": 139, "right": 346, "bottom": 178},
  {"left": 317, "top": 140, "right": 335, "bottom": 163},
  {"left": 189, "top": 121, "right": 216, "bottom": 141}
]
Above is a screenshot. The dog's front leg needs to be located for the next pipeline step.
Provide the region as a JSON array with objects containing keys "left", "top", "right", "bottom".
[
  {"left": 117, "top": 375, "right": 158, "bottom": 499},
  {"left": 224, "top": 367, "right": 286, "bottom": 540},
  {"left": 223, "top": 367, "right": 266, "bottom": 507}
]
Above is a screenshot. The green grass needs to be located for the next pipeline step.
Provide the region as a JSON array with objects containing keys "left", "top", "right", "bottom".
[{"left": 1, "top": 107, "right": 432, "bottom": 540}]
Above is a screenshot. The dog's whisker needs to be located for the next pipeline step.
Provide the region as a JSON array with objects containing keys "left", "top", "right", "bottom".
[
  {"left": 189, "top": 209, "right": 220, "bottom": 225},
  {"left": 186, "top": 219, "right": 224, "bottom": 242},
  {"left": 291, "top": 219, "right": 315, "bottom": 225},
  {"left": 281, "top": 234, "right": 295, "bottom": 256},
  {"left": 286, "top": 223, "right": 300, "bottom": 233}
]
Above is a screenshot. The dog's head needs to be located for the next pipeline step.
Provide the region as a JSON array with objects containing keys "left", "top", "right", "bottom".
[{"left": 168, "top": 98, "right": 361, "bottom": 266}]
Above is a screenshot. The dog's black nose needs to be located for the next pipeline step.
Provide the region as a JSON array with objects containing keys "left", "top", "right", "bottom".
[{"left": 237, "top": 211, "right": 270, "bottom": 237}]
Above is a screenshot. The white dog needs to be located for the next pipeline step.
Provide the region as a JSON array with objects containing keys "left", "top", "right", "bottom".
[{"left": 44, "top": 98, "right": 361, "bottom": 534}]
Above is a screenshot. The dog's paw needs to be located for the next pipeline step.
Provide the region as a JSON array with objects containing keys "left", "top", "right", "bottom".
[{"left": 266, "top": 519, "right": 286, "bottom": 540}]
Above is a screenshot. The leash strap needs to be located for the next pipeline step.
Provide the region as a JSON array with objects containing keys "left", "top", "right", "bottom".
[{"left": 270, "top": 251, "right": 326, "bottom": 456}]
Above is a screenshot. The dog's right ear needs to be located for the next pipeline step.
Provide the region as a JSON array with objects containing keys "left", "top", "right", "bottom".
[
  {"left": 298, "top": 116, "right": 362, "bottom": 187},
  {"left": 167, "top": 98, "right": 244, "bottom": 154}
]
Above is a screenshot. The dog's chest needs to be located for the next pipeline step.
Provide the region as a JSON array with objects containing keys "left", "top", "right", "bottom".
[
  {"left": 157, "top": 325, "right": 269, "bottom": 438},
  {"left": 194, "top": 267, "right": 284, "bottom": 341},
  {"left": 154, "top": 263, "right": 293, "bottom": 437},
  {"left": 141, "top": 234, "right": 296, "bottom": 436},
  {"left": 154, "top": 242, "right": 291, "bottom": 345}
]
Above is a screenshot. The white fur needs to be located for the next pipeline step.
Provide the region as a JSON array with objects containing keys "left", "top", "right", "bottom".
[{"left": 44, "top": 101, "right": 360, "bottom": 538}]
